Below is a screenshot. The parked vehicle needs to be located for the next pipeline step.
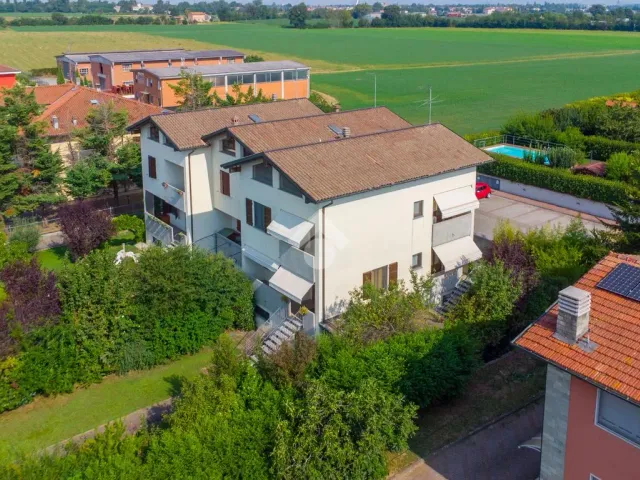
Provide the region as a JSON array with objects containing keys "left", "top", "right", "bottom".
[{"left": 475, "top": 182, "right": 492, "bottom": 199}]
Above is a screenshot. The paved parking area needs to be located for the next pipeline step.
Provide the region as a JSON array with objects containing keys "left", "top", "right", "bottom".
[
  {"left": 475, "top": 191, "right": 611, "bottom": 242},
  {"left": 393, "top": 400, "right": 543, "bottom": 480}
]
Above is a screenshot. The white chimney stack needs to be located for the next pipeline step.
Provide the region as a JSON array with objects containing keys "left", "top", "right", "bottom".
[
  {"left": 51, "top": 115, "right": 59, "bottom": 130},
  {"left": 554, "top": 286, "right": 591, "bottom": 344}
]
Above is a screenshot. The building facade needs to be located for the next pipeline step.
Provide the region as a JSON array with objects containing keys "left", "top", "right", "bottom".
[
  {"left": 132, "top": 100, "right": 489, "bottom": 333},
  {"left": 515, "top": 253, "right": 640, "bottom": 480},
  {"left": 0, "top": 65, "right": 20, "bottom": 89},
  {"left": 133, "top": 61, "right": 310, "bottom": 108}
]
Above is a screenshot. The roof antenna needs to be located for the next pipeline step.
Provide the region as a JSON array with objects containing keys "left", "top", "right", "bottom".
[{"left": 414, "top": 85, "right": 444, "bottom": 124}]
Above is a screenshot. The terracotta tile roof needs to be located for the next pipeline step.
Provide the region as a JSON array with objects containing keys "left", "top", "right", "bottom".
[
  {"left": 133, "top": 99, "right": 323, "bottom": 150},
  {"left": 226, "top": 107, "right": 410, "bottom": 154},
  {"left": 246, "top": 124, "right": 493, "bottom": 202},
  {"left": 573, "top": 161, "right": 606, "bottom": 177},
  {"left": 35, "top": 86, "right": 162, "bottom": 137},
  {"left": 514, "top": 253, "right": 640, "bottom": 404},
  {"left": 0, "top": 65, "right": 20, "bottom": 74},
  {"left": 0, "top": 84, "right": 76, "bottom": 107}
]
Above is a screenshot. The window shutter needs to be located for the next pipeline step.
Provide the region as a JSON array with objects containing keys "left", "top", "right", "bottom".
[
  {"left": 389, "top": 262, "right": 398, "bottom": 284},
  {"left": 264, "top": 206, "right": 272, "bottom": 231},
  {"left": 220, "top": 170, "right": 230, "bottom": 196},
  {"left": 246, "top": 199, "right": 253, "bottom": 226},
  {"left": 148, "top": 156, "right": 157, "bottom": 179},
  {"left": 363, "top": 271, "right": 372, "bottom": 285}
]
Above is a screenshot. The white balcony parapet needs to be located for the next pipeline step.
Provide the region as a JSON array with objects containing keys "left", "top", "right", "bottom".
[
  {"left": 161, "top": 181, "right": 185, "bottom": 210},
  {"left": 145, "top": 212, "right": 173, "bottom": 246}
]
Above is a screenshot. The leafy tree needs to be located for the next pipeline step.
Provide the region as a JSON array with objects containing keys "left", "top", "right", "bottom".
[
  {"left": 612, "top": 162, "right": 640, "bottom": 252},
  {"left": 340, "top": 271, "right": 433, "bottom": 345},
  {"left": 0, "top": 83, "right": 41, "bottom": 128},
  {"left": 288, "top": 2, "right": 308, "bottom": 28},
  {"left": 352, "top": 3, "right": 372, "bottom": 18},
  {"left": 55, "top": 66, "right": 65, "bottom": 85},
  {"left": 258, "top": 331, "right": 317, "bottom": 389},
  {"left": 57, "top": 201, "right": 114, "bottom": 259},
  {"left": 272, "top": 379, "right": 417, "bottom": 480},
  {"left": 8, "top": 219, "right": 40, "bottom": 253},
  {"left": 63, "top": 153, "right": 111, "bottom": 199},
  {"left": 381, "top": 5, "right": 402, "bottom": 26},
  {"left": 0, "top": 258, "right": 60, "bottom": 342},
  {"left": 372, "top": 2, "right": 382, "bottom": 12},
  {"left": 212, "top": 83, "right": 270, "bottom": 107},
  {"left": 606, "top": 151, "right": 638, "bottom": 182},
  {"left": 77, "top": 101, "right": 128, "bottom": 159},
  {"left": 168, "top": 70, "right": 214, "bottom": 111},
  {"left": 112, "top": 214, "right": 145, "bottom": 242},
  {"left": 0, "top": 124, "right": 19, "bottom": 212},
  {"left": 244, "top": 54, "right": 265, "bottom": 63}
]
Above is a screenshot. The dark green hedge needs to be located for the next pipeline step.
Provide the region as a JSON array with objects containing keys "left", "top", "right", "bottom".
[
  {"left": 479, "top": 153, "right": 637, "bottom": 205},
  {"left": 582, "top": 136, "right": 640, "bottom": 161}
]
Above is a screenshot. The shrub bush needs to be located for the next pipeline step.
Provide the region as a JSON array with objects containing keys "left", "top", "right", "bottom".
[
  {"left": 112, "top": 214, "right": 145, "bottom": 243},
  {"left": 58, "top": 202, "right": 114, "bottom": 260},
  {"left": 500, "top": 113, "right": 556, "bottom": 141},
  {"left": 479, "top": 153, "right": 637, "bottom": 204},
  {"left": 8, "top": 219, "right": 40, "bottom": 253},
  {"left": 605, "top": 152, "right": 638, "bottom": 182},
  {"left": 545, "top": 146, "right": 583, "bottom": 168},
  {"left": 582, "top": 135, "right": 640, "bottom": 160}
]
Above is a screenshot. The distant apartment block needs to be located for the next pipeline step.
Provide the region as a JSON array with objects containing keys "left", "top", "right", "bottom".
[
  {"left": 56, "top": 49, "right": 245, "bottom": 94},
  {"left": 129, "top": 100, "right": 489, "bottom": 333},
  {"left": 133, "top": 61, "right": 310, "bottom": 108},
  {"left": 515, "top": 253, "right": 640, "bottom": 480},
  {"left": 0, "top": 64, "right": 20, "bottom": 89}
]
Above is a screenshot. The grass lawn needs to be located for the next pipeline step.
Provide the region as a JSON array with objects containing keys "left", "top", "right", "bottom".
[
  {"left": 35, "top": 245, "right": 69, "bottom": 271},
  {"left": 0, "top": 347, "right": 214, "bottom": 456}
]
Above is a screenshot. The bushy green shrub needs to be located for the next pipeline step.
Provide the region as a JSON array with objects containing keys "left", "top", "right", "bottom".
[
  {"left": 605, "top": 152, "right": 638, "bottom": 182},
  {"left": 582, "top": 135, "right": 640, "bottom": 160},
  {"left": 545, "top": 146, "right": 583, "bottom": 168},
  {"left": 8, "top": 221, "right": 40, "bottom": 253},
  {"left": 500, "top": 113, "right": 556, "bottom": 141},
  {"left": 112, "top": 214, "right": 145, "bottom": 243},
  {"left": 479, "top": 153, "right": 637, "bottom": 204},
  {"left": 309, "top": 91, "right": 335, "bottom": 113}
]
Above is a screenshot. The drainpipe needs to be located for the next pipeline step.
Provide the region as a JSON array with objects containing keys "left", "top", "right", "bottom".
[
  {"left": 321, "top": 200, "right": 334, "bottom": 325},
  {"left": 187, "top": 149, "right": 195, "bottom": 247}
]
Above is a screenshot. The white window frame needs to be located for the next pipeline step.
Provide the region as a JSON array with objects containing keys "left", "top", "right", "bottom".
[
  {"left": 412, "top": 253, "right": 422, "bottom": 270},
  {"left": 78, "top": 68, "right": 89, "bottom": 75},
  {"left": 595, "top": 389, "right": 640, "bottom": 449},
  {"left": 122, "top": 63, "right": 133, "bottom": 72}
]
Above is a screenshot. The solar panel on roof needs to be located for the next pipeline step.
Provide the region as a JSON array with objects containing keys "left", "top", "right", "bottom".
[
  {"left": 248, "top": 114, "right": 261, "bottom": 123},
  {"left": 597, "top": 263, "right": 640, "bottom": 302},
  {"left": 327, "top": 124, "right": 342, "bottom": 135}
]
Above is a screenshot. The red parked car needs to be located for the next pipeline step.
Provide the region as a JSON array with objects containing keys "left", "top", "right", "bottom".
[{"left": 475, "top": 182, "right": 492, "bottom": 199}]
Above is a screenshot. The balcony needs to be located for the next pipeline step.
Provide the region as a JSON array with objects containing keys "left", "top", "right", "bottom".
[
  {"left": 279, "top": 244, "right": 315, "bottom": 283},
  {"left": 432, "top": 212, "right": 472, "bottom": 247},
  {"left": 214, "top": 228, "right": 242, "bottom": 267},
  {"left": 145, "top": 212, "right": 187, "bottom": 246},
  {"left": 160, "top": 181, "right": 185, "bottom": 211}
]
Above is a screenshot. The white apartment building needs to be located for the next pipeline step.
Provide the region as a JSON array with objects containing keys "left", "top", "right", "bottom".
[{"left": 130, "top": 99, "right": 491, "bottom": 333}]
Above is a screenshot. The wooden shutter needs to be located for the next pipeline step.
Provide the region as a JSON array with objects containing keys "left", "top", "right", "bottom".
[
  {"left": 148, "top": 156, "right": 157, "bottom": 179},
  {"left": 246, "top": 198, "right": 253, "bottom": 226},
  {"left": 236, "top": 219, "right": 242, "bottom": 232},
  {"left": 388, "top": 262, "right": 398, "bottom": 285},
  {"left": 363, "top": 271, "right": 372, "bottom": 285},
  {"left": 220, "top": 170, "right": 230, "bottom": 196},
  {"left": 264, "top": 206, "right": 272, "bottom": 231}
]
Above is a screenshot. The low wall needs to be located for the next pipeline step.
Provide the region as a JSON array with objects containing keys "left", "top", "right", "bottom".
[{"left": 478, "top": 174, "right": 615, "bottom": 221}]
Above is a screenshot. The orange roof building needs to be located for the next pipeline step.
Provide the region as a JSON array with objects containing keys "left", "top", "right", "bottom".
[
  {"left": 514, "top": 253, "right": 640, "bottom": 479},
  {"left": 0, "top": 64, "right": 20, "bottom": 89}
]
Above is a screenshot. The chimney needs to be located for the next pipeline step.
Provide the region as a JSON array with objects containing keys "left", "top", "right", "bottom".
[
  {"left": 271, "top": 93, "right": 277, "bottom": 102},
  {"left": 232, "top": 116, "right": 240, "bottom": 125},
  {"left": 71, "top": 116, "right": 77, "bottom": 126},
  {"left": 333, "top": 104, "right": 341, "bottom": 113},
  {"left": 51, "top": 115, "right": 59, "bottom": 130},
  {"left": 554, "top": 286, "right": 591, "bottom": 344},
  {"left": 342, "top": 126, "right": 351, "bottom": 138}
]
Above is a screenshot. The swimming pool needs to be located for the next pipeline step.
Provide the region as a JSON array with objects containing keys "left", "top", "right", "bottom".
[{"left": 486, "top": 144, "right": 540, "bottom": 159}]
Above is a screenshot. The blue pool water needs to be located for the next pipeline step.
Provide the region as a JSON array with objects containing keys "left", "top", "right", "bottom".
[{"left": 486, "top": 145, "right": 538, "bottom": 159}]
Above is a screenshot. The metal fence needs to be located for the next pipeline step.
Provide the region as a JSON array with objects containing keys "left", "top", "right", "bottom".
[
  {"left": 473, "top": 134, "right": 566, "bottom": 151},
  {"left": 4, "top": 202, "right": 144, "bottom": 234}
]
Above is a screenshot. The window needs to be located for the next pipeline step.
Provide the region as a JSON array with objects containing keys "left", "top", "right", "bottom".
[
  {"left": 226, "top": 57, "right": 235, "bottom": 64},
  {"left": 283, "top": 70, "right": 296, "bottom": 81},
  {"left": 220, "top": 170, "right": 231, "bottom": 196},
  {"left": 122, "top": 63, "right": 133, "bottom": 72},
  {"left": 254, "top": 201, "right": 271, "bottom": 232},
  {"left": 221, "top": 136, "right": 236, "bottom": 155},
  {"left": 363, "top": 263, "right": 398, "bottom": 289},
  {"left": 279, "top": 174, "right": 302, "bottom": 197},
  {"left": 140, "top": 61, "right": 145, "bottom": 68},
  {"left": 256, "top": 72, "right": 280, "bottom": 83},
  {"left": 123, "top": 81, "right": 134, "bottom": 86},
  {"left": 253, "top": 163, "right": 273, "bottom": 186},
  {"left": 79, "top": 68, "right": 89, "bottom": 76},
  {"left": 211, "top": 76, "right": 225, "bottom": 87},
  {"left": 167, "top": 59, "right": 172, "bottom": 67},
  {"left": 412, "top": 253, "right": 422, "bottom": 269},
  {"left": 148, "top": 156, "right": 157, "bottom": 179},
  {"left": 148, "top": 125, "right": 160, "bottom": 142},
  {"left": 146, "top": 78, "right": 153, "bottom": 88},
  {"left": 242, "top": 74, "right": 254, "bottom": 85},
  {"left": 596, "top": 389, "right": 640, "bottom": 447},
  {"left": 413, "top": 200, "right": 424, "bottom": 218},
  {"left": 431, "top": 250, "right": 444, "bottom": 275},
  {"left": 297, "top": 70, "right": 309, "bottom": 80}
]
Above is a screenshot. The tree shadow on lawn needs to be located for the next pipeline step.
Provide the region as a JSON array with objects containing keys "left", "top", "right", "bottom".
[{"left": 163, "top": 374, "right": 186, "bottom": 397}]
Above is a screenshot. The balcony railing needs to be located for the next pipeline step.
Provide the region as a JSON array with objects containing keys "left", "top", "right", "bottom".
[
  {"left": 279, "top": 245, "right": 315, "bottom": 283},
  {"left": 432, "top": 213, "right": 472, "bottom": 247},
  {"left": 161, "top": 181, "right": 185, "bottom": 210},
  {"left": 145, "top": 212, "right": 173, "bottom": 245}
]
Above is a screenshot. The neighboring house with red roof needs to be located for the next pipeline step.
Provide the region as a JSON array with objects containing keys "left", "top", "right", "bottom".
[
  {"left": 514, "top": 253, "right": 640, "bottom": 480},
  {"left": 0, "top": 64, "right": 21, "bottom": 89},
  {"left": 572, "top": 161, "right": 606, "bottom": 177},
  {"left": 0, "top": 84, "right": 75, "bottom": 107},
  {"left": 35, "top": 86, "right": 162, "bottom": 165}
]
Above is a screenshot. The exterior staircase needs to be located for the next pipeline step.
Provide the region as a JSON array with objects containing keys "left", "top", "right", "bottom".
[
  {"left": 435, "top": 277, "right": 473, "bottom": 316},
  {"left": 249, "top": 312, "right": 303, "bottom": 362}
]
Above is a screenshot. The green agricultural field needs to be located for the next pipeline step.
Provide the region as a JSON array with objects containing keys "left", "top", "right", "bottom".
[{"left": 4, "top": 23, "right": 640, "bottom": 132}]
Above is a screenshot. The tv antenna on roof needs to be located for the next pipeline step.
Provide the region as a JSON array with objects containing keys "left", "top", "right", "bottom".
[{"left": 414, "top": 85, "right": 443, "bottom": 124}]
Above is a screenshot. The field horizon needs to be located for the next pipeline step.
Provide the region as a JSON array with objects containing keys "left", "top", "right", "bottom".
[{"left": 2, "top": 23, "right": 638, "bottom": 132}]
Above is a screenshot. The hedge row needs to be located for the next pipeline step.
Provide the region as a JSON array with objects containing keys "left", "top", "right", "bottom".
[
  {"left": 479, "top": 153, "right": 637, "bottom": 205},
  {"left": 582, "top": 136, "right": 640, "bottom": 161}
]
